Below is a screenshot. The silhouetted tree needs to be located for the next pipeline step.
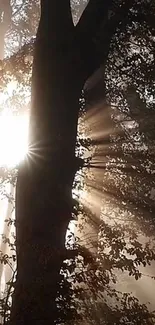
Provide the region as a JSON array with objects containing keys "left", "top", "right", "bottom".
[{"left": 0, "top": 0, "right": 153, "bottom": 324}]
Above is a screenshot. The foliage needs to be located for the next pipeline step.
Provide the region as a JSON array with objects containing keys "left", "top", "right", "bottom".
[{"left": 0, "top": 0, "right": 155, "bottom": 325}]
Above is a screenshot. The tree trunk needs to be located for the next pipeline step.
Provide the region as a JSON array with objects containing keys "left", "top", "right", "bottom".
[
  {"left": 10, "top": 1, "right": 86, "bottom": 324},
  {"left": 0, "top": 0, "right": 12, "bottom": 59},
  {"left": 10, "top": 0, "right": 134, "bottom": 323}
]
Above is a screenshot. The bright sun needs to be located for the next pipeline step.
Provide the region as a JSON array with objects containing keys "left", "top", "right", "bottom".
[
  {"left": 0, "top": 114, "right": 29, "bottom": 167},
  {"left": 0, "top": 81, "right": 29, "bottom": 168}
]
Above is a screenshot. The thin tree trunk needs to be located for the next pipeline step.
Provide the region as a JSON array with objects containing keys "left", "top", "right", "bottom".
[{"left": 0, "top": 0, "right": 12, "bottom": 59}]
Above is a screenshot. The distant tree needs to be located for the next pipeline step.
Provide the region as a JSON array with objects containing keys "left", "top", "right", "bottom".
[{"left": 0, "top": 0, "right": 12, "bottom": 59}]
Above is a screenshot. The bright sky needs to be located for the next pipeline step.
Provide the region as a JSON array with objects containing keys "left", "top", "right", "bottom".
[
  {"left": 0, "top": 81, "right": 29, "bottom": 167},
  {"left": 0, "top": 114, "right": 29, "bottom": 167}
]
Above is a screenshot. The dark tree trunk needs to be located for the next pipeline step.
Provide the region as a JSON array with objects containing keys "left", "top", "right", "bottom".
[
  {"left": 10, "top": 1, "right": 86, "bottom": 325},
  {"left": 10, "top": 0, "right": 133, "bottom": 324}
]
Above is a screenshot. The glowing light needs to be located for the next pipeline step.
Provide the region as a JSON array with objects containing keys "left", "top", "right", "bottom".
[
  {"left": 0, "top": 114, "right": 29, "bottom": 167},
  {"left": 0, "top": 81, "right": 18, "bottom": 106}
]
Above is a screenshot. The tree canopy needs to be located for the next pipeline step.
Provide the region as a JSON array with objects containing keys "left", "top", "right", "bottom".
[{"left": 0, "top": 1, "right": 155, "bottom": 324}]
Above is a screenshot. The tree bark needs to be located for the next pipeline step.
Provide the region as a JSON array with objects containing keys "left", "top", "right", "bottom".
[
  {"left": 10, "top": 0, "right": 134, "bottom": 324},
  {"left": 10, "top": 1, "right": 86, "bottom": 324}
]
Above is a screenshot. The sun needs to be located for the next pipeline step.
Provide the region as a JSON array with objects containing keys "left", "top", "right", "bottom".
[
  {"left": 0, "top": 80, "right": 30, "bottom": 168},
  {"left": 0, "top": 113, "right": 29, "bottom": 167}
]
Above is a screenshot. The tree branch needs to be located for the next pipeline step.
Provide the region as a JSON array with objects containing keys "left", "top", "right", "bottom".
[
  {"left": 40, "top": 0, "right": 74, "bottom": 41},
  {"left": 76, "top": 0, "right": 113, "bottom": 39},
  {"left": 76, "top": 0, "right": 135, "bottom": 81},
  {"left": 98, "top": 0, "right": 134, "bottom": 58},
  {"left": 104, "top": 0, "right": 134, "bottom": 34}
]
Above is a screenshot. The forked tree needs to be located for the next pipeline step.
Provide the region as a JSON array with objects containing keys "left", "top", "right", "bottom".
[{"left": 9, "top": 1, "right": 155, "bottom": 324}]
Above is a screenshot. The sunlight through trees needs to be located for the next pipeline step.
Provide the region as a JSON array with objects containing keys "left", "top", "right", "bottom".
[{"left": 0, "top": 1, "right": 155, "bottom": 325}]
